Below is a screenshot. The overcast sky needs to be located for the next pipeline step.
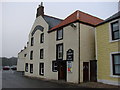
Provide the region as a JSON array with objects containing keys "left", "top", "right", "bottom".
[{"left": 0, "top": 1, "right": 118, "bottom": 58}]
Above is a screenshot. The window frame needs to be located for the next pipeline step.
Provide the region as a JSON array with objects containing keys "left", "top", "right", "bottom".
[
  {"left": 56, "top": 43, "right": 63, "bottom": 60},
  {"left": 56, "top": 29, "right": 63, "bottom": 40},
  {"left": 52, "top": 61, "right": 58, "bottom": 72},
  {"left": 111, "top": 21, "right": 119, "bottom": 40},
  {"left": 30, "top": 64, "right": 33, "bottom": 73},
  {"left": 30, "top": 50, "right": 33, "bottom": 60},
  {"left": 31, "top": 37, "right": 34, "bottom": 46},
  {"left": 40, "top": 49, "right": 44, "bottom": 59},
  {"left": 25, "top": 63, "right": 28, "bottom": 72},
  {"left": 40, "top": 33, "right": 44, "bottom": 43},
  {"left": 112, "top": 53, "right": 120, "bottom": 75},
  {"left": 39, "top": 63, "right": 44, "bottom": 76}
]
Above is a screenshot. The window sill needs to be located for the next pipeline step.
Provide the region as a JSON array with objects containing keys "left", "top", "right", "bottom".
[
  {"left": 109, "top": 39, "right": 120, "bottom": 43},
  {"left": 110, "top": 75, "right": 120, "bottom": 78}
]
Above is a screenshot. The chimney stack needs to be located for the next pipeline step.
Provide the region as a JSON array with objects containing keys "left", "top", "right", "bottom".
[{"left": 36, "top": 2, "right": 44, "bottom": 18}]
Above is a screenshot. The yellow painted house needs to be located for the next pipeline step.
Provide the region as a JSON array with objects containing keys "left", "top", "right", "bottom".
[{"left": 95, "top": 11, "right": 120, "bottom": 86}]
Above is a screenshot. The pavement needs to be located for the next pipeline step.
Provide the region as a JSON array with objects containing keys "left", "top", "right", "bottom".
[{"left": 2, "top": 70, "right": 120, "bottom": 88}]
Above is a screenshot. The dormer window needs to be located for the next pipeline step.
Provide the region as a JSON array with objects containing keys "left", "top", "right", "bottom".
[
  {"left": 111, "top": 21, "right": 120, "bottom": 40},
  {"left": 57, "top": 29, "right": 63, "bottom": 40}
]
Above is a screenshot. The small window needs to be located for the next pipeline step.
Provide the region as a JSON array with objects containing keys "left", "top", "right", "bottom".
[
  {"left": 40, "top": 33, "right": 44, "bottom": 43},
  {"left": 30, "top": 51, "right": 33, "bottom": 60},
  {"left": 24, "top": 54, "right": 27, "bottom": 57},
  {"left": 39, "top": 63, "right": 44, "bottom": 75},
  {"left": 52, "top": 61, "right": 57, "bottom": 72},
  {"left": 111, "top": 21, "right": 120, "bottom": 40},
  {"left": 31, "top": 37, "right": 34, "bottom": 46},
  {"left": 112, "top": 54, "right": 120, "bottom": 75},
  {"left": 25, "top": 63, "right": 28, "bottom": 72},
  {"left": 56, "top": 43, "right": 63, "bottom": 60},
  {"left": 30, "top": 64, "right": 33, "bottom": 73},
  {"left": 40, "top": 49, "right": 44, "bottom": 59},
  {"left": 57, "top": 29, "right": 63, "bottom": 40}
]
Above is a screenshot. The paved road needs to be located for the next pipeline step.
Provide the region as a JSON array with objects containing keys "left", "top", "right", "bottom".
[{"left": 2, "top": 70, "right": 83, "bottom": 88}]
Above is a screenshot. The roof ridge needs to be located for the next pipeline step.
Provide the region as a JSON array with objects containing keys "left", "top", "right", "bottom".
[{"left": 44, "top": 14, "right": 63, "bottom": 21}]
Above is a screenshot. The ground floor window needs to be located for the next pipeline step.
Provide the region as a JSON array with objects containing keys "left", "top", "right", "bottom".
[
  {"left": 112, "top": 53, "right": 120, "bottom": 75},
  {"left": 30, "top": 64, "right": 33, "bottom": 73},
  {"left": 52, "top": 61, "right": 57, "bottom": 72},
  {"left": 25, "top": 63, "right": 28, "bottom": 72},
  {"left": 39, "top": 63, "right": 44, "bottom": 75}
]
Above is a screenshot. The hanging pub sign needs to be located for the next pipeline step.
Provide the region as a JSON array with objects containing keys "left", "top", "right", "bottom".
[{"left": 66, "top": 49, "right": 74, "bottom": 61}]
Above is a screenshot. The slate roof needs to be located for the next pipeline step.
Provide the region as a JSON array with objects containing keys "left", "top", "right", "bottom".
[
  {"left": 43, "top": 15, "right": 63, "bottom": 29},
  {"left": 96, "top": 11, "right": 120, "bottom": 26},
  {"left": 49, "top": 10, "right": 103, "bottom": 32}
]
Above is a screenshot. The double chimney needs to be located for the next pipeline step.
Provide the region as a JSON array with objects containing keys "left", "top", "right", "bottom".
[{"left": 36, "top": 2, "right": 44, "bottom": 18}]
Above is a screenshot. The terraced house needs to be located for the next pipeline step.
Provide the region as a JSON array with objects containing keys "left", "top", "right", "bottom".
[
  {"left": 17, "top": 3, "right": 103, "bottom": 83},
  {"left": 95, "top": 11, "right": 120, "bottom": 85}
]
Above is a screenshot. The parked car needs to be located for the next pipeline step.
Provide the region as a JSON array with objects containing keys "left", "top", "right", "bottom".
[
  {"left": 3, "top": 66, "right": 10, "bottom": 70},
  {"left": 10, "top": 65, "right": 17, "bottom": 70}
]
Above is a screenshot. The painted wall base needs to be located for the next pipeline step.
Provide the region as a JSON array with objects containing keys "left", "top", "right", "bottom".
[{"left": 98, "top": 79, "right": 120, "bottom": 86}]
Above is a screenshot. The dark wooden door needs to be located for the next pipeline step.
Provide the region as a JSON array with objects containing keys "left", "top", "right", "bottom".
[
  {"left": 83, "top": 62, "right": 89, "bottom": 82},
  {"left": 58, "top": 61, "right": 66, "bottom": 81},
  {"left": 90, "top": 60, "right": 97, "bottom": 82}
]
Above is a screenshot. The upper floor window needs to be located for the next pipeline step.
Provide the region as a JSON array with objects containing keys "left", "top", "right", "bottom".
[
  {"left": 40, "top": 33, "right": 44, "bottom": 43},
  {"left": 30, "top": 51, "right": 33, "bottom": 60},
  {"left": 31, "top": 37, "right": 34, "bottom": 46},
  {"left": 112, "top": 53, "right": 120, "bottom": 75},
  {"left": 111, "top": 21, "right": 120, "bottom": 40},
  {"left": 56, "top": 43, "right": 63, "bottom": 60},
  {"left": 57, "top": 29, "right": 63, "bottom": 40},
  {"left": 24, "top": 54, "right": 27, "bottom": 57},
  {"left": 40, "top": 49, "right": 44, "bottom": 59}
]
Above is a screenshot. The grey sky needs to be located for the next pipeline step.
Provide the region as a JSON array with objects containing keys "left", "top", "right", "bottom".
[{"left": 1, "top": 2, "right": 118, "bottom": 58}]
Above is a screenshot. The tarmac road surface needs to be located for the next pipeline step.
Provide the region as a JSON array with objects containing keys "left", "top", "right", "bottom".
[{"left": 2, "top": 70, "right": 83, "bottom": 88}]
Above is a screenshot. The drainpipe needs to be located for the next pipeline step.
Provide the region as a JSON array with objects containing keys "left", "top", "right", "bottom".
[{"left": 78, "top": 22, "right": 80, "bottom": 84}]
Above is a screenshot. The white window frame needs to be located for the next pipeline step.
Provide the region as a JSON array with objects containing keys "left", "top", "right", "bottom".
[
  {"left": 52, "top": 61, "right": 57, "bottom": 72},
  {"left": 110, "top": 52, "right": 120, "bottom": 78},
  {"left": 40, "top": 63, "right": 44, "bottom": 75},
  {"left": 109, "top": 19, "right": 120, "bottom": 42}
]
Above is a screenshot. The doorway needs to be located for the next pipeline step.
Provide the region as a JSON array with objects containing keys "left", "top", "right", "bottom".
[
  {"left": 90, "top": 60, "right": 97, "bottom": 82},
  {"left": 83, "top": 62, "right": 89, "bottom": 82},
  {"left": 58, "top": 61, "right": 66, "bottom": 81}
]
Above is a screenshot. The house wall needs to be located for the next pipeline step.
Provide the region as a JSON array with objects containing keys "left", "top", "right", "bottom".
[
  {"left": 96, "top": 19, "right": 120, "bottom": 85},
  {"left": 17, "top": 49, "right": 27, "bottom": 71},
  {"left": 80, "top": 23, "right": 95, "bottom": 82},
  {"left": 24, "top": 15, "right": 49, "bottom": 78}
]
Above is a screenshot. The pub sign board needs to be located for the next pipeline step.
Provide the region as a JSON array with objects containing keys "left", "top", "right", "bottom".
[{"left": 66, "top": 49, "right": 74, "bottom": 61}]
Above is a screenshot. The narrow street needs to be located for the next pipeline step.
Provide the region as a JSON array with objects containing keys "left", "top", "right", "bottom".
[{"left": 2, "top": 70, "right": 83, "bottom": 88}]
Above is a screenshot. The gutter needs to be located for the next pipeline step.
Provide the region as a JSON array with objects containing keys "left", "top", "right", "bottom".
[{"left": 78, "top": 22, "right": 80, "bottom": 84}]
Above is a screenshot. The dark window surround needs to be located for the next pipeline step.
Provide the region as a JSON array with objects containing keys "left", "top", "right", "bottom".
[
  {"left": 31, "top": 37, "right": 34, "bottom": 46},
  {"left": 30, "top": 64, "right": 33, "bottom": 73},
  {"left": 40, "top": 33, "right": 44, "bottom": 43},
  {"left": 30, "top": 51, "right": 33, "bottom": 60},
  {"left": 40, "top": 49, "right": 44, "bottom": 59},
  {"left": 39, "top": 63, "right": 44, "bottom": 76},
  {"left": 25, "top": 63, "right": 28, "bottom": 72},
  {"left": 111, "top": 21, "right": 119, "bottom": 40},
  {"left": 52, "top": 61, "right": 58, "bottom": 72},
  {"left": 112, "top": 53, "right": 120, "bottom": 75},
  {"left": 56, "top": 43, "right": 63, "bottom": 60},
  {"left": 56, "top": 29, "right": 63, "bottom": 40}
]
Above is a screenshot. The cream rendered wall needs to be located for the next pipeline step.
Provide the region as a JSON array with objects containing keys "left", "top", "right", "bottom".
[
  {"left": 80, "top": 23, "right": 95, "bottom": 82},
  {"left": 17, "top": 48, "right": 27, "bottom": 71},
  {"left": 25, "top": 15, "right": 49, "bottom": 78},
  {"left": 63, "top": 22, "right": 79, "bottom": 83}
]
